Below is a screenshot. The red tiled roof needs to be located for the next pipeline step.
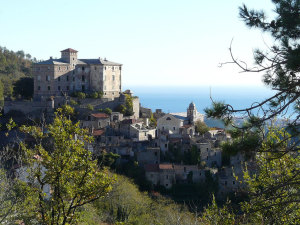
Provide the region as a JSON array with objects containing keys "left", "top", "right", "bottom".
[
  {"left": 60, "top": 48, "right": 78, "bottom": 53},
  {"left": 91, "top": 113, "right": 109, "bottom": 119},
  {"left": 92, "top": 129, "right": 105, "bottom": 136},
  {"left": 159, "top": 164, "right": 174, "bottom": 170}
]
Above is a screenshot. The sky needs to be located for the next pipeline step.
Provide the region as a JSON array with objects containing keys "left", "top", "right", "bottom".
[{"left": 0, "top": 0, "right": 276, "bottom": 87}]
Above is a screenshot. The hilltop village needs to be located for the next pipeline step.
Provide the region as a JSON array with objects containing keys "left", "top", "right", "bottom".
[{"left": 3, "top": 48, "right": 254, "bottom": 197}]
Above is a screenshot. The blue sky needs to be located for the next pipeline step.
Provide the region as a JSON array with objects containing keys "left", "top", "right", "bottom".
[{"left": 0, "top": 0, "right": 275, "bottom": 87}]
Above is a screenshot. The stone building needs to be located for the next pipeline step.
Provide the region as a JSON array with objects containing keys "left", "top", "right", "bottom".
[{"left": 33, "top": 48, "right": 122, "bottom": 99}]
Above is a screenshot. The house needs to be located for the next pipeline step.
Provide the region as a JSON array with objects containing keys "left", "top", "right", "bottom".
[
  {"left": 137, "top": 147, "right": 160, "bottom": 166},
  {"left": 81, "top": 113, "right": 110, "bottom": 130}
]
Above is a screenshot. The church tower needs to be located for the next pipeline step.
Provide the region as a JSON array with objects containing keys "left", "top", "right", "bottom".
[
  {"left": 60, "top": 48, "right": 78, "bottom": 67},
  {"left": 187, "top": 102, "right": 197, "bottom": 124}
]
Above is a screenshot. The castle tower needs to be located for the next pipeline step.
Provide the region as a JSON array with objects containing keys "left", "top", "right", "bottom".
[
  {"left": 187, "top": 102, "right": 197, "bottom": 124},
  {"left": 60, "top": 48, "right": 78, "bottom": 67}
]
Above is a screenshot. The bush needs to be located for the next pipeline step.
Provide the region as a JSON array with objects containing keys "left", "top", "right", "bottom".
[
  {"left": 69, "top": 99, "right": 78, "bottom": 106},
  {"left": 89, "top": 92, "right": 98, "bottom": 99},
  {"left": 77, "top": 92, "right": 86, "bottom": 100},
  {"left": 87, "top": 104, "right": 94, "bottom": 111},
  {"left": 104, "top": 108, "right": 112, "bottom": 115},
  {"left": 115, "top": 104, "right": 126, "bottom": 114}
]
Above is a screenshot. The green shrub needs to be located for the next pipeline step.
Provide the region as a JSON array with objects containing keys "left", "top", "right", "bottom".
[
  {"left": 77, "top": 92, "right": 86, "bottom": 100},
  {"left": 104, "top": 108, "right": 112, "bottom": 115},
  {"left": 89, "top": 92, "right": 98, "bottom": 99},
  {"left": 69, "top": 99, "right": 78, "bottom": 106},
  {"left": 87, "top": 104, "right": 94, "bottom": 111}
]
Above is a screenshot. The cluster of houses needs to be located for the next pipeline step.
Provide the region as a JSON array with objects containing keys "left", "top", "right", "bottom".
[{"left": 79, "top": 98, "right": 250, "bottom": 195}]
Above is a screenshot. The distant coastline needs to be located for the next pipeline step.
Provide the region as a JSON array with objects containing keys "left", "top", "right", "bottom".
[{"left": 126, "top": 85, "right": 276, "bottom": 113}]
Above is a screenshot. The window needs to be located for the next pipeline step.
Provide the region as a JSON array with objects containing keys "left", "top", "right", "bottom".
[
  {"left": 112, "top": 92, "right": 114, "bottom": 95},
  {"left": 166, "top": 117, "right": 171, "bottom": 120},
  {"left": 73, "top": 70, "right": 75, "bottom": 75},
  {"left": 112, "top": 75, "right": 115, "bottom": 81},
  {"left": 82, "top": 75, "right": 85, "bottom": 82},
  {"left": 46, "top": 75, "right": 50, "bottom": 81},
  {"left": 58, "top": 77, "right": 60, "bottom": 81},
  {"left": 166, "top": 175, "right": 168, "bottom": 179},
  {"left": 48, "top": 86, "right": 50, "bottom": 91},
  {"left": 103, "top": 74, "right": 106, "bottom": 80},
  {"left": 104, "top": 85, "right": 106, "bottom": 90},
  {"left": 144, "top": 132, "right": 147, "bottom": 136},
  {"left": 166, "top": 184, "right": 168, "bottom": 187},
  {"left": 67, "top": 76, "right": 69, "bottom": 81},
  {"left": 82, "top": 85, "right": 85, "bottom": 91},
  {"left": 112, "top": 66, "right": 114, "bottom": 71},
  {"left": 82, "top": 66, "right": 85, "bottom": 71},
  {"left": 66, "top": 86, "right": 69, "bottom": 91},
  {"left": 73, "top": 77, "right": 75, "bottom": 81},
  {"left": 225, "top": 181, "right": 227, "bottom": 186},
  {"left": 233, "top": 181, "right": 235, "bottom": 185},
  {"left": 206, "top": 156, "right": 208, "bottom": 160},
  {"left": 58, "top": 86, "right": 61, "bottom": 91},
  {"left": 37, "top": 75, "right": 41, "bottom": 81},
  {"left": 94, "top": 66, "right": 96, "bottom": 70},
  {"left": 199, "top": 172, "right": 202, "bottom": 176},
  {"left": 173, "top": 127, "right": 176, "bottom": 130},
  {"left": 48, "top": 66, "right": 50, "bottom": 70},
  {"left": 73, "top": 85, "right": 75, "bottom": 91},
  {"left": 58, "top": 67, "right": 60, "bottom": 71},
  {"left": 98, "top": 122, "right": 101, "bottom": 127},
  {"left": 38, "top": 86, "right": 40, "bottom": 90},
  {"left": 165, "top": 144, "right": 167, "bottom": 148},
  {"left": 215, "top": 152, "right": 216, "bottom": 156},
  {"left": 104, "top": 66, "right": 106, "bottom": 70}
]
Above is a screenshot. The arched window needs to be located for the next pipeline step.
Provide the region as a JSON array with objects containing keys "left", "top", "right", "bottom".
[{"left": 166, "top": 117, "right": 171, "bottom": 120}]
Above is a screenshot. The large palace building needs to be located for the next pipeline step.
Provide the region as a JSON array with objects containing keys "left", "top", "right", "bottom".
[{"left": 33, "top": 48, "right": 122, "bottom": 99}]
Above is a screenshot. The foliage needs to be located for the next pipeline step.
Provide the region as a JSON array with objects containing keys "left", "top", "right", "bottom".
[
  {"left": 200, "top": 195, "right": 236, "bottom": 225},
  {"left": 87, "top": 104, "right": 94, "bottom": 111},
  {"left": 195, "top": 120, "right": 209, "bottom": 135},
  {"left": 114, "top": 104, "right": 126, "bottom": 114},
  {"left": 13, "top": 77, "right": 34, "bottom": 99},
  {"left": 241, "top": 126, "right": 300, "bottom": 224},
  {"left": 18, "top": 107, "right": 114, "bottom": 224},
  {"left": 104, "top": 107, "right": 112, "bottom": 115},
  {"left": 97, "top": 150, "right": 120, "bottom": 169},
  {"left": 69, "top": 99, "right": 78, "bottom": 106},
  {"left": 0, "top": 46, "right": 33, "bottom": 98},
  {"left": 77, "top": 92, "right": 86, "bottom": 100},
  {"left": 183, "top": 145, "right": 201, "bottom": 165},
  {"left": 89, "top": 92, "right": 99, "bottom": 99},
  {"left": 94, "top": 174, "right": 200, "bottom": 225},
  {"left": 124, "top": 94, "right": 134, "bottom": 116},
  {"left": 149, "top": 112, "right": 157, "bottom": 127}
]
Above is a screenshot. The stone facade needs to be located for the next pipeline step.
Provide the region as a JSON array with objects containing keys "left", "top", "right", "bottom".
[{"left": 33, "top": 48, "right": 122, "bottom": 99}]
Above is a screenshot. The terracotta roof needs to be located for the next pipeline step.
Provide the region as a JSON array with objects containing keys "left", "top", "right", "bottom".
[
  {"left": 92, "top": 129, "right": 105, "bottom": 136},
  {"left": 91, "top": 113, "right": 109, "bottom": 119},
  {"left": 159, "top": 164, "right": 174, "bottom": 170},
  {"left": 60, "top": 48, "right": 78, "bottom": 53}
]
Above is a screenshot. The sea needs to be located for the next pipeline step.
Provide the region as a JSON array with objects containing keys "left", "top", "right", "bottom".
[
  {"left": 124, "top": 85, "right": 278, "bottom": 128},
  {"left": 126, "top": 85, "right": 276, "bottom": 114}
]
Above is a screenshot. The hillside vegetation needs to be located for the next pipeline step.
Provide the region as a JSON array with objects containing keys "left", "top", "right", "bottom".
[{"left": 0, "top": 46, "right": 34, "bottom": 102}]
